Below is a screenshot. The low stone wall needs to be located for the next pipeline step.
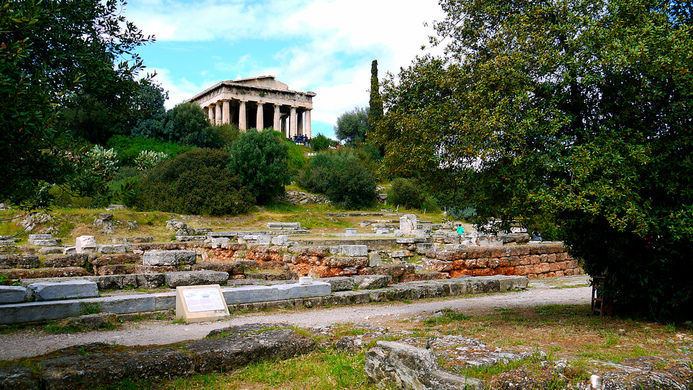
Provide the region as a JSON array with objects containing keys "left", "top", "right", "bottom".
[
  {"left": 2, "top": 241, "right": 582, "bottom": 288},
  {"left": 421, "top": 244, "right": 582, "bottom": 278}
]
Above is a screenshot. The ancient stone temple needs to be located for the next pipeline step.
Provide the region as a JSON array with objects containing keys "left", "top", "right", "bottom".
[{"left": 188, "top": 76, "right": 315, "bottom": 139}]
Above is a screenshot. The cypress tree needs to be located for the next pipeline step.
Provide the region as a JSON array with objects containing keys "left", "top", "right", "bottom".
[{"left": 368, "top": 60, "right": 383, "bottom": 134}]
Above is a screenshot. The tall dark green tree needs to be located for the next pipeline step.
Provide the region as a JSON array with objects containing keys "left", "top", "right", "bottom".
[
  {"left": 377, "top": 0, "right": 693, "bottom": 319},
  {"left": 0, "top": 0, "right": 153, "bottom": 206},
  {"left": 368, "top": 60, "right": 383, "bottom": 134}
]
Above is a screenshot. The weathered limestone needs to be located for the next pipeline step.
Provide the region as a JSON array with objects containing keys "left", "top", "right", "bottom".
[
  {"left": 0, "top": 254, "right": 39, "bottom": 269},
  {"left": 143, "top": 250, "right": 197, "bottom": 266},
  {"left": 400, "top": 214, "right": 418, "bottom": 235},
  {"left": 75, "top": 235, "right": 97, "bottom": 253},
  {"left": 332, "top": 245, "right": 368, "bottom": 257},
  {"left": 366, "top": 341, "right": 483, "bottom": 389},
  {"left": 0, "top": 286, "right": 27, "bottom": 304},
  {"left": 353, "top": 275, "right": 392, "bottom": 290},
  {"left": 164, "top": 270, "right": 229, "bottom": 288},
  {"left": 27, "top": 280, "right": 98, "bottom": 301},
  {"left": 267, "top": 222, "right": 301, "bottom": 230}
]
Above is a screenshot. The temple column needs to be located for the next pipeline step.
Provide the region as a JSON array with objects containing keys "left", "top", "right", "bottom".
[
  {"left": 222, "top": 100, "right": 230, "bottom": 125},
  {"left": 289, "top": 107, "right": 297, "bottom": 138},
  {"left": 256, "top": 102, "right": 264, "bottom": 130},
  {"left": 215, "top": 103, "right": 222, "bottom": 125},
  {"left": 297, "top": 109, "right": 304, "bottom": 136},
  {"left": 207, "top": 105, "right": 214, "bottom": 123},
  {"left": 305, "top": 109, "right": 312, "bottom": 139},
  {"left": 273, "top": 105, "right": 281, "bottom": 131},
  {"left": 239, "top": 100, "right": 247, "bottom": 131}
]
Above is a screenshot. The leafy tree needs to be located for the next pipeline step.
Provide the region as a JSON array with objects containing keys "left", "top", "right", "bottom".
[
  {"left": 335, "top": 107, "right": 369, "bottom": 144},
  {"left": 388, "top": 178, "right": 426, "bottom": 210},
  {"left": 164, "top": 102, "right": 213, "bottom": 147},
  {"left": 377, "top": 0, "right": 693, "bottom": 319},
  {"left": 228, "top": 129, "right": 290, "bottom": 204},
  {"left": 368, "top": 60, "right": 383, "bottom": 134},
  {"left": 310, "top": 134, "right": 331, "bottom": 151},
  {"left": 0, "top": 0, "right": 152, "bottom": 206},
  {"left": 298, "top": 150, "right": 377, "bottom": 208},
  {"left": 130, "top": 81, "right": 169, "bottom": 139},
  {"left": 133, "top": 149, "right": 253, "bottom": 216}
]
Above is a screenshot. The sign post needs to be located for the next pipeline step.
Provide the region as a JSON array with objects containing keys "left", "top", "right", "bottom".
[{"left": 175, "top": 284, "right": 230, "bottom": 323}]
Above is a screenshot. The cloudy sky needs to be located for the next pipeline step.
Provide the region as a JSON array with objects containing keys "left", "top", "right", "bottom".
[{"left": 127, "top": 0, "right": 443, "bottom": 138}]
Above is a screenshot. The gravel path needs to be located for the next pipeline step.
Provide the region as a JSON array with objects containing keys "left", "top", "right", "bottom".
[{"left": 0, "top": 277, "right": 591, "bottom": 361}]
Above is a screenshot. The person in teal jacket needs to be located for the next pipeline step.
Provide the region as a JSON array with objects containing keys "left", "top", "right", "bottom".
[{"left": 456, "top": 224, "right": 464, "bottom": 235}]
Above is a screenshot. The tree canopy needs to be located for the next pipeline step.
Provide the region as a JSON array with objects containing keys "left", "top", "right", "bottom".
[
  {"left": 335, "top": 107, "right": 369, "bottom": 144},
  {"left": 375, "top": 0, "right": 693, "bottom": 319},
  {"left": 0, "top": 0, "right": 153, "bottom": 206}
]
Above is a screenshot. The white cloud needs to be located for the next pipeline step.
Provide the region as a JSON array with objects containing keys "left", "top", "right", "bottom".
[{"left": 128, "top": 0, "right": 444, "bottom": 124}]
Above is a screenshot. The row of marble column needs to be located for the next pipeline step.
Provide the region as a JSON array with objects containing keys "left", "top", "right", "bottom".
[{"left": 205, "top": 100, "right": 311, "bottom": 139}]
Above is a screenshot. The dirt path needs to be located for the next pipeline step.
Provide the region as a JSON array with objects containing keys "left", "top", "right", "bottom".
[{"left": 0, "top": 277, "right": 591, "bottom": 361}]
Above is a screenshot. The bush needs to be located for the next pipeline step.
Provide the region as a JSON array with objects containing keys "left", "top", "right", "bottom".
[
  {"left": 132, "top": 149, "right": 253, "bottom": 216},
  {"left": 310, "top": 134, "right": 330, "bottom": 151},
  {"left": 286, "top": 141, "right": 309, "bottom": 181},
  {"left": 134, "top": 150, "right": 169, "bottom": 171},
  {"left": 206, "top": 123, "right": 240, "bottom": 148},
  {"left": 387, "top": 178, "right": 425, "bottom": 209},
  {"left": 228, "top": 129, "right": 290, "bottom": 204},
  {"left": 298, "top": 151, "right": 377, "bottom": 208},
  {"left": 107, "top": 135, "right": 194, "bottom": 165}
]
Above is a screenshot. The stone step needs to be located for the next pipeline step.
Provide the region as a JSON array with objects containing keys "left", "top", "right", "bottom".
[{"left": 27, "top": 280, "right": 98, "bottom": 301}]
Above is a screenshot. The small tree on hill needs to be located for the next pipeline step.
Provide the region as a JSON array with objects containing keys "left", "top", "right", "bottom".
[
  {"left": 228, "top": 129, "right": 290, "bottom": 204},
  {"left": 335, "top": 107, "right": 369, "bottom": 144}
]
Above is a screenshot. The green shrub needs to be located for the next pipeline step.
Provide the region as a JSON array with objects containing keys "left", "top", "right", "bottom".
[
  {"left": 310, "top": 134, "right": 330, "bottom": 151},
  {"left": 228, "top": 129, "right": 290, "bottom": 204},
  {"left": 388, "top": 178, "right": 426, "bottom": 209},
  {"left": 206, "top": 123, "right": 240, "bottom": 148},
  {"left": 133, "top": 149, "right": 253, "bottom": 216},
  {"left": 134, "top": 150, "right": 169, "bottom": 171},
  {"left": 107, "top": 135, "right": 194, "bottom": 165},
  {"left": 286, "top": 141, "right": 309, "bottom": 181},
  {"left": 298, "top": 151, "right": 377, "bottom": 208}
]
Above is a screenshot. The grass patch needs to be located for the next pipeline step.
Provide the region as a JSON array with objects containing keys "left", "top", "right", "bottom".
[
  {"left": 124, "top": 348, "right": 387, "bottom": 390},
  {"left": 423, "top": 308, "right": 472, "bottom": 326}
]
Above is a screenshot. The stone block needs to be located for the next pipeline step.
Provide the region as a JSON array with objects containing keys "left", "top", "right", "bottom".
[
  {"left": 76, "top": 235, "right": 98, "bottom": 253},
  {"left": 88, "top": 295, "right": 156, "bottom": 314},
  {"left": 271, "top": 235, "right": 289, "bottom": 246},
  {"left": 62, "top": 246, "right": 76, "bottom": 254},
  {"left": 32, "top": 239, "right": 62, "bottom": 246},
  {"left": 208, "top": 237, "right": 230, "bottom": 248},
  {"left": 143, "top": 250, "right": 197, "bottom": 266},
  {"left": 207, "top": 231, "right": 238, "bottom": 238},
  {"left": 221, "top": 282, "right": 330, "bottom": 305},
  {"left": 399, "top": 214, "right": 418, "bottom": 235},
  {"left": 317, "top": 277, "right": 355, "bottom": 292},
  {"left": 164, "top": 270, "right": 229, "bottom": 288},
  {"left": 98, "top": 244, "right": 129, "bottom": 254},
  {"left": 368, "top": 252, "right": 382, "bottom": 267},
  {"left": 28, "top": 234, "right": 52, "bottom": 244},
  {"left": 333, "top": 245, "right": 368, "bottom": 257},
  {"left": 175, "top": 235, "right": 207, "bottom": 242},
  {"left": 0, "top": 300, "right": 82, "bottom": 324},
  {"left": 27, "top": 280, "right": 98, "bottom": 301},
  {"left": 267, "top": 222, "right": 301, "bottom": 230},
  {"left": 323, "top": 256, "right": 368, "bottom": 268},
  {"left": 0, "top": 286, "right": 27, "bottom": 304},
  {"left": 136, "top": 273, "right": 165, "bottom": 289},
  {"left": 43, "top": 253, "right": 89, "bottom": 268},
  {"left": 390, "top": 250, "right": 413, "bottom": 258},
  {"left": 0, "top": 254, "right": 39, "bottom": 269},
  {"left": 92, "top": 275, "right": 124, "bottom": 290},
  {"left": 353, "top": 274, "right": 392, "bottom": 289},
  {"left": 38, "top": 247, "right": 64, "bottom": 255}
]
